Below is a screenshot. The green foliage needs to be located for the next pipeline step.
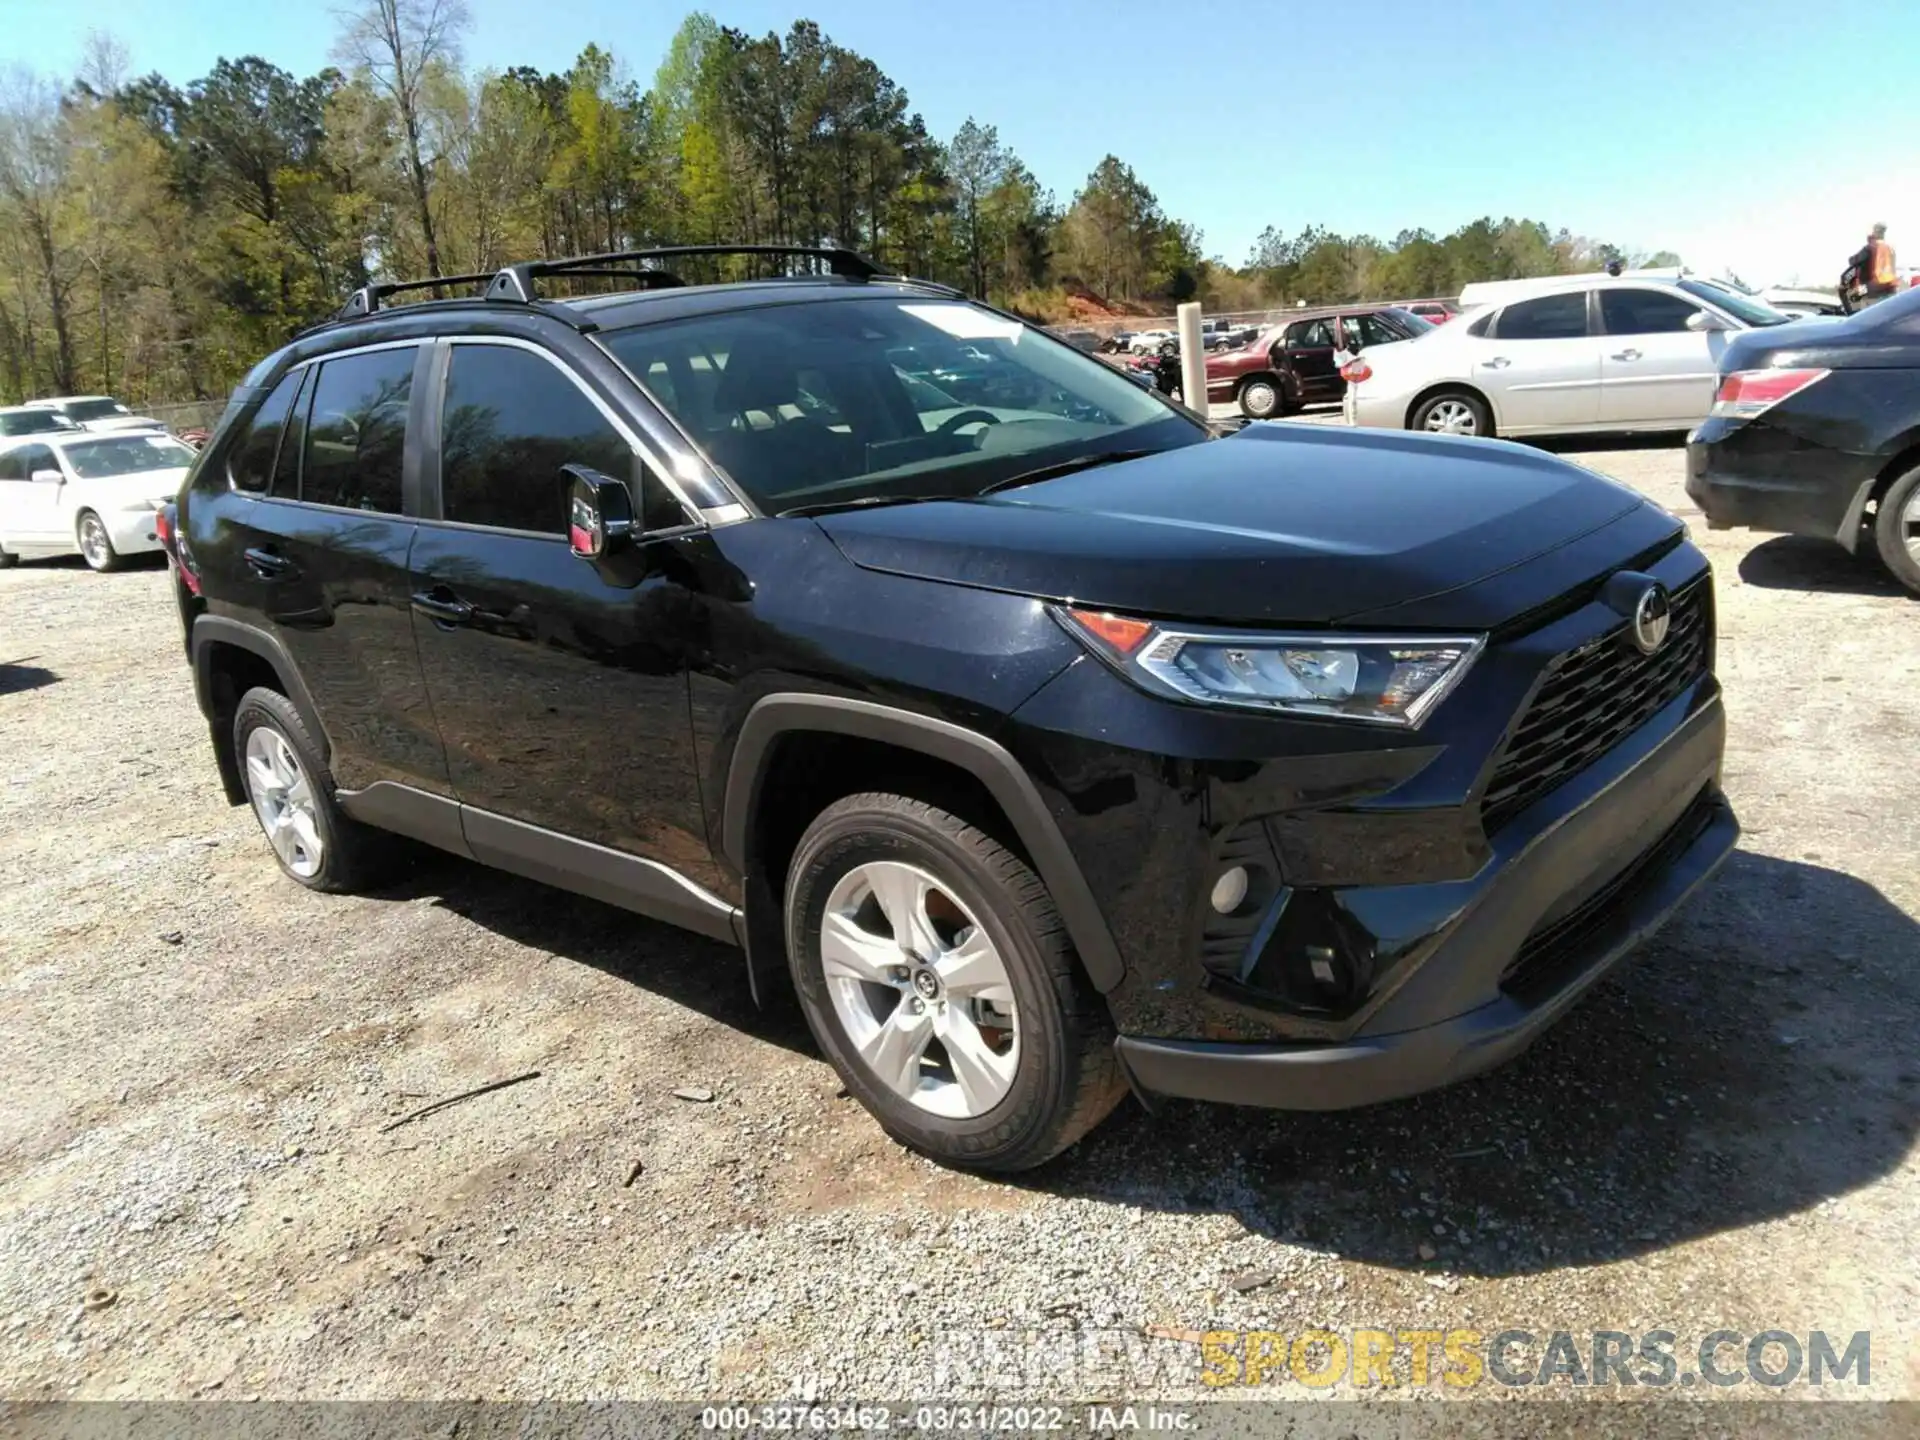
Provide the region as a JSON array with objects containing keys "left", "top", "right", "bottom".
[{"left": 0, "top": 9, "right": 1681, "bottom": 404}]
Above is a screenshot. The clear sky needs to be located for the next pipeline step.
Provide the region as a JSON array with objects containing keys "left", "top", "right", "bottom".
[{"left": 3, "top": 0, "right": 1914, "bottom": 286}]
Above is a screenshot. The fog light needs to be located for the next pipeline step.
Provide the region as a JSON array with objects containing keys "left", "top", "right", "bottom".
[{"left": 1210, "top": 866, "right": 1249, "bottom": 914}]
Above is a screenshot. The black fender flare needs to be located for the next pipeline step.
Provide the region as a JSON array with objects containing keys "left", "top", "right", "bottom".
[
  {"left": 722, "top": 693, "right": 1125, "bottom": 993},
  {"left": 190, "top": 615, "right": 332, "bottom": 765}
]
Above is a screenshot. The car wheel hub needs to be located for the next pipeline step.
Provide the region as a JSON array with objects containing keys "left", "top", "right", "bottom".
[
  {"left": 1425, "top": 400, "right": 1477, "bottom": 435},
  {"left": 244, "top": 727, "right": 324, "bottom": 879},
  {"left": 1904, "top": 489, "right": 1920, "bottom": 564},
  {"left": 79, "top": 518, "right": 108, "bottom": 567},
  {"left": 819, "top": 860, "right": 1019, "bottom": 1119}
]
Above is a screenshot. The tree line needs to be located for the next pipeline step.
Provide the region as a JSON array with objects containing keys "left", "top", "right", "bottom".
[{"left": 0, "top": 3, "right": 1675, "bottom": 406}]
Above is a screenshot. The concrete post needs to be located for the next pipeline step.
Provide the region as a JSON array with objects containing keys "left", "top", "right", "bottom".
[{"left": 1176, "top": 302, "right": 1207, "bottom": 415}]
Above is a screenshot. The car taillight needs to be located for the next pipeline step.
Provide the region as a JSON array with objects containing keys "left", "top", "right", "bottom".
[
  {"left": 1710, "top": 367, "right": 1829, "bottom": 419},
  {"left": 153, "top": 503, "right": 174, "bottom": 553},
  {"left": 1340, "top": 360, "right": 1372, "bottom": 383}
]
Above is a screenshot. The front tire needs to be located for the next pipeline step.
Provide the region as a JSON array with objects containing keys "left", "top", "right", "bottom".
[
  {"left": 0, "top": 545, "right": 16, "bottom": 569},
  {"left": 1872, "top": 465, "right": 1920, "bottom": 596},
  {"left": 233, "top": 687, "right": 390, "bottom": 893},
  {"left": 784, "top": 793, "right": 1126, "bottom": 1172},
  {"left": 1239, "top": 376, "right": 1284, "bottom": 420},
  {"left": 76, "top": 511, "right": 122, "bottom": 572},
  {"left": 1410, "top": 390, "right": 1492, "bottom": 438}
]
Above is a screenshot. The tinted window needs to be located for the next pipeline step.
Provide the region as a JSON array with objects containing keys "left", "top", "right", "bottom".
[
  {"left": 1496, "top": 292, "right": 1590, "bottom": 340},
  {"left": 440, "top": 346, "right": 634, "bottom": 534},
  {"left": 229, "top": 372, "right": 301, "bottom": 493},
  {"left": 1600, "top": 289, "right": 1702, "bottom": 335},
  {"left": 274, "top": 369, "right": 311, "bottom": 496},
  {"left": 1285, "top": 319, "right": 1335, "bottom": 349},
  {"left": 7, "top": 444, "right": 57, "bottom": 478},
  {"left": 0, "top": 410, "right": 72, "bottom": 437},
  {"left": 0, "top": 448, "right": 25, "bottom": 480},
  {"left": 303, "top": 348, "right": 415, "bottom": 512}
]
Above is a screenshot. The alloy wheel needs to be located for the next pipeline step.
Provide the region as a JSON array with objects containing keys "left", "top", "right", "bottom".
[
  {"left": 244, "top": 727, "right": 325, "bottom": 879},
  {"left": 819, "top": 860, "right": 1019, "bottom": 1119},
  {"left": 78, "top": 515, "right": 111, "bottom": 569},
  {"left": 1423, "top": 399, "right": 1479, "bottom": 435},
  {"left": 1904, "top": 488, "right": 1920, "bottom": 565}
]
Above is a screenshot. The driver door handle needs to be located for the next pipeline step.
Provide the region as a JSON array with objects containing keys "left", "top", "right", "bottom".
[
  {"left": 1483, "top": 356, "right": 1511, "bottom": 369},
  {"left": 411, "top": 588, "right": 473, "bottom": 627},
  {"left": 1612, "top": 348, "right": 1643, "bottom": 361},
  {"left": 244, "top": 546, "right": 293, "bottom": 578}
]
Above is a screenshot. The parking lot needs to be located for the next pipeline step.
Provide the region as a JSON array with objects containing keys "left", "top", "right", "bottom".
[{"left": 1, "top": 440, "right": 1916, "bottom": 1404}]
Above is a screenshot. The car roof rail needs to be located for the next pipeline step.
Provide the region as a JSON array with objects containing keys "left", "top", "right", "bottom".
[
  {"left": 486, "top": 244, "right": 882, "bottom": 302},
  {"left": 334, "top": 271, "right": 502, "bottom": 321}
]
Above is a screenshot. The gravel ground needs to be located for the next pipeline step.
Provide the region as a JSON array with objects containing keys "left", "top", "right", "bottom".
[{"left": 1, "top": 443, "right": 1916, "bottom": 1410}]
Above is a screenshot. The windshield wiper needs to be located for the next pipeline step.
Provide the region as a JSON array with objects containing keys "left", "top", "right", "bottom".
[
  {"left": 975, "top": 448, "right": 1157, "bottom": 496},
  {"left": 778, "top": 493, "right": 945, "bottom": 518},
  {"left": 779, "top": 448, "right": 1161, "bottom": 517}
]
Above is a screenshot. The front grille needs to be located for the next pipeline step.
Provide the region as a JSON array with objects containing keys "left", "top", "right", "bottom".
[{"left": 1480, "top": 579, "right": 1709, "bottom": 833}]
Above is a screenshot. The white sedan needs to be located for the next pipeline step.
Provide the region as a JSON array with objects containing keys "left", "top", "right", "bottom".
[
  {"left": 0, "top": 430, "right": 195, "bottom": 571},
  {"left": 1342, "top": 276, "right": 1794, "bottom": 439}
]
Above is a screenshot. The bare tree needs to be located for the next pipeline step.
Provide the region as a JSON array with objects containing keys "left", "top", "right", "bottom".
[
  {"left": 332, "top": 0, "right": 468, "bottom": 280},
  {"left": 0, "top": 69, "right": 78, "bottom": 393}
]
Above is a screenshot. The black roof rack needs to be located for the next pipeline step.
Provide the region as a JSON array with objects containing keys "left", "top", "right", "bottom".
[
  {"left": 335, "top": 271, "right": 499, "bottom": 321},
  {"left": 486, "top": 244, "right": 881, "bottom": 303}
]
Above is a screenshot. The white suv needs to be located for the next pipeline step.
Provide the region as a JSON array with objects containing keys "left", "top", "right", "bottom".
[{"left": 1343, "top": 277, "right": 1794, "bottom": 439}]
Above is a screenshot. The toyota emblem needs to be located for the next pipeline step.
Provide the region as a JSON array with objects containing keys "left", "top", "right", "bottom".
[{"left": 1630, "top": 582, "right": 1672, "bottom": 655}]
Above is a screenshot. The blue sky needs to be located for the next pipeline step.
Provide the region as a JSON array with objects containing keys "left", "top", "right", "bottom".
[{"left": 4, "top": 0, "right": 1914, "bottom": 285}]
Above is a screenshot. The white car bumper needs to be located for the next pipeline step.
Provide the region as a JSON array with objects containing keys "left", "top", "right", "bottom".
[{"left": 102, "top": 506, "right": 164, "bottom": 556}]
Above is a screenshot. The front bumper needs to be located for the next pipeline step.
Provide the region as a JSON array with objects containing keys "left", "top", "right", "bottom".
[
  {"left": 1686, "top": 421, "right": 1879, "bottom": 549},
  {"left": 103, "top": 507, "right": 164, "bottom": 556},
  {"left": 1113, "top": 683, "right": 1736, "bottom": 1112}
]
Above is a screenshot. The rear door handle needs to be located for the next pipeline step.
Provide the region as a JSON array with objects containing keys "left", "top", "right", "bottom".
[
  {"left": 244, "top": 546, "right": 293, "bottom": 578},
  {"left": 411, "top": 588, "right": 473, "bottom": 627},
  {"left": 1611, "top": 348, "right": 1642, "bottom": 361},
  {"left": 1483, "top": 356, "right": 1511, "bottom": 369}
]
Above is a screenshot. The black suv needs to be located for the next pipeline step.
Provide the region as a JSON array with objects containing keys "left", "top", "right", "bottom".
[{"left": 163, "top": 244, "right": 1738, "bottom": 1171}]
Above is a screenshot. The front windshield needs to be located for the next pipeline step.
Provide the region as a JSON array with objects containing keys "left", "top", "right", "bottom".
[
  {"left": 600, "top": 296, "right": 1202, "bottom": 512},
  {"left": 61, "top": 433, "right": 196, "bottom": 479},
  {"left": 1678, "top": 278, "right": 1791, "bottom": 327},
  {"left": 64, "top": 398, "right": 132, "bottom": 422},
  {"left": 0, "top": 411, "right": 73, "bottom": 436}
]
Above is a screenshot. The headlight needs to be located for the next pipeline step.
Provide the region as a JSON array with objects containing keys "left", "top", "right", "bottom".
[{"left": 1053, "top": 607, "right": 1484, "bottom": 727}]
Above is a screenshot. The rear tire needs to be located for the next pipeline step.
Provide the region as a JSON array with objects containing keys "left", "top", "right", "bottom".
[
  {"left": 1410, "top": 389, "right": 1492, "bottom": 438},
  {"left": 233, "top": 687, "right": 393, "bottom": 893},
  {"left": 784, "top": 792, "right": 1126, "bottom": 1172},
  {"left": 76, "top": 511, "right": 122, "bottom": 572},
  {"left": 1239, "top": 376, "right": 1283, "bottom": 420},
  {"left": 1872, "top": 465, "right": 1920, "bottom": 596},
  {"left": 0, "top": 545, "right": 16, "bottom": 569}
]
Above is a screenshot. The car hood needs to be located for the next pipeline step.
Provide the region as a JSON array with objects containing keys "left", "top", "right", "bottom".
[{"left": 817, "top": 425, "right": 1663, "bottom": 628}]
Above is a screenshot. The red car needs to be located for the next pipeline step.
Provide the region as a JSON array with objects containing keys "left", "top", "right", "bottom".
[{"left": 1204, "top": 305, "right": 1433, "bottom": 419}]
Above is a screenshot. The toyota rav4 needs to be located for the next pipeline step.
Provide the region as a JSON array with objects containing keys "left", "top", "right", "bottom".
[{"left": 161, "top": 245, "right": 1738, "bottom": 1172}]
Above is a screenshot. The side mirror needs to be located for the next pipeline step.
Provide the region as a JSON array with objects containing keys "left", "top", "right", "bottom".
[
  {"left": 565, "top": 465, "right": 634, "bottom": 559},
  {"left": 1685, "top": 310, "right": 1729, "bottom": 333},
  {"left": 30, "top": 468, "right": 63, "bottom": 484}
]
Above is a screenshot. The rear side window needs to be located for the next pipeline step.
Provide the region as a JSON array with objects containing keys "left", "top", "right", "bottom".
[
  {"left": 303, "top": 348, "right": 416, "bottom": 513},
  {"left": 439, "top": 346, "right": 634, "bottom": 534},
  {"left": 1600, "top": 288, "right": 1702, "bottom": 335},
  {"left": 1496, "top": 293, "right": 1590, "bottom": 340},
  {"left": 227, "top": 372, "right": 301, "bottom": 493},
  {"left": 1, "top": 444, "right": 57, "bottom": 479},
  {"left": 0, "top": 448, "right": 27, "bottom": 481},
  {"left": 273, "top": 369, "right": 311, "bottom": 497}
]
